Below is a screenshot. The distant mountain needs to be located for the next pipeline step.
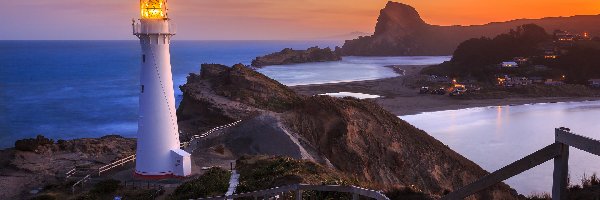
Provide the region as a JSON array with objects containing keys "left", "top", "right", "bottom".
[{"left": 342, "top": 1, "right": 600, "bottom": 56}]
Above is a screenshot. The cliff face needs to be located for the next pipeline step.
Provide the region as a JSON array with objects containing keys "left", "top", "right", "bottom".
[
  {"left": 342, "top": 1, "right": 600, "bottom": 56},
  {"left": 251, "top": 47, "right": 342, "bottom": 67},
  {"left": 177, "top": 64, "right": 519, "bottom": 199}
]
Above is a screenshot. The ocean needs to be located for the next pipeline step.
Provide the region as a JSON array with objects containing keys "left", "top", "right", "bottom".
[
  {"left": 0, "top": 40, "right": 344, "bottom": 148},
  {"left": 1, "top": 40, "right": 451, "bottom": 148}
]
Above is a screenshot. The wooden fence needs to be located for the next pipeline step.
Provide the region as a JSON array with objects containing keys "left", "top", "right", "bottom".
[
  {"left": 71, "top": 174, "right": 91, "bottom": 194},
  {"left": 442, "top": 128, "right": 600, "bottom": 200},
  {"left": 98, "top": 154, "right": 137, "bottom": 176},
  {"left": 197, "top": 184, "right": 390, "bottom": 200},
  {"left": 67, "top": 120, "right": 243, "bottom": 194}
]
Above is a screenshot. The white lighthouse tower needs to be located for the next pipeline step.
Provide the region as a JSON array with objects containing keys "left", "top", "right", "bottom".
[{"left": 133, "top": 0, "right": 191, "bottom": 178}]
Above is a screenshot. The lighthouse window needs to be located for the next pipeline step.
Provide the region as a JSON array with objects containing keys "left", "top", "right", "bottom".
[
  {"left": 142, "top": 54, "right": 146, "bottom": 63},
  {"left": 141, "top": 85, "right": 145, "bottom": 93}
]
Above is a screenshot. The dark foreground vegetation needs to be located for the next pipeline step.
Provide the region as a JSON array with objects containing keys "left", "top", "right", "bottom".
[{"left": 169, "top": 168, "right": 231, "bottom": 199}]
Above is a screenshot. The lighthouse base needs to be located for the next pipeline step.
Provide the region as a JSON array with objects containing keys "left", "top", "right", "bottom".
[
  {"left": 133, "top": 172, "right": 184, "bottom": 180},
  {"left": 134, "top": 149, "right": 192, "bottom": 180}
]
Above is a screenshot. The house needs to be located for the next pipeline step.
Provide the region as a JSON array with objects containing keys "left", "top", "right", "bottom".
[
  {"left": 545, "top": 79, "right": 565, "bottom": 86},
  {"left": 589, "top": 79, "right": 600, "bottom": 87},
  {"left": 497, "top": 75, "right": 532, "bottom": 87},
  {"left": 501, "top": 61, "right": 519, "bottom": 68},
  {"left": 427, "top": 75, "right": 451, "bottom": 83},
  {"left": 529, "top": 77, "right": 545, "bottom": 84},
  {"left": 556, "top": 31, "right": 575, "bottom": 41},
  {"left": 505, "top": 77, "right": 532, "bottom": 86},
  {"left": 513, "top": 57, "right": 529, "bottom": 65},
  {"left": 533, "top": 65, "right": 549, "bottom": 71},
  {"left": 544, "top": 51, "right": 558, "bottom": 59}
]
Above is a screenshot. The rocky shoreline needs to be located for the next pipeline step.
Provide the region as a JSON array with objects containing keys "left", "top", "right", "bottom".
[{"left": 251, "top": 46, "right": 342, "bottom": 68}]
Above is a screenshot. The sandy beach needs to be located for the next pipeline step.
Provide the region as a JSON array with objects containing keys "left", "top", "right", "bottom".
[{"left": 292, "top": 65, "right": 600, "bottom": 116}]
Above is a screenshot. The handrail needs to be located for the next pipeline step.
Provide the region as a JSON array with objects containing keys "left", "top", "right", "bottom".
[
  {"left": 442, "top": 128, "right": 600, "bottom": 200},
  {"left": 98, "top": 154, "right": 137, "bottom": 176},
  {"left": 196, "top": 184, "right": 389, "bottom": 200},
  {"left": 441, "top": 143, "right": 562, "bottom": 199},
  {"left": 65, "top": 167, "right": 77, "bottom": 179},
  {"left": 72, "top": 174, "right": 91, "bottom": 194},
  {"left": 181, "top": 120, "right": 242, "bottom": 150}
]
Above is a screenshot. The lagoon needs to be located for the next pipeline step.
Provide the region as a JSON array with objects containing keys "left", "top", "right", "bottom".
[{"left": 400, "top": 101, "right": 600, "bottom": 195}]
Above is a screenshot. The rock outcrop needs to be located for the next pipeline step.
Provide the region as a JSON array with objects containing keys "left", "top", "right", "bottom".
[
  {"left": 177, "top": 63, "right": 520, "bottom": 199},
  {"left": 0, "top": 135, "right": 135, "bottom": 199},
  {"left": 251, "top": 47, "right": 342, "bottom": 67},
  {"left": 342, "top": 1, "right": 600, "bottom": 56}
]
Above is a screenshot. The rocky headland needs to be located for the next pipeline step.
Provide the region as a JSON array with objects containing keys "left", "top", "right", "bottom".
[
  {"left": 0, "top": 135, "right": 135, "bottom": 199},
  {"left": 251, "top": 47, "right": 342, "bottom": 68},
  {"left": 177, "top": 63, "right": 520, "bottom": 199},
  {"left": 341, "top": 1, "right": 600, "bottom": 56}
]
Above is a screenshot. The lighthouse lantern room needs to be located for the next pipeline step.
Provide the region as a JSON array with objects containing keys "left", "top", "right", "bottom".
[{"left": 133, "top": 0, "right": 191, "bottom": 178}]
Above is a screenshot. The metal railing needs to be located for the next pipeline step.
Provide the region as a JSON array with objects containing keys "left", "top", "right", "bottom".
[
  {"left": 98, "top": 154, "right": 137, "bottom": 176},
  {"left": 197, "top": 184, "right": 389, "bottom": 200},
  {"left": 72, "top": 174, "right": 91, "bottom": 194},
  {"left": 65, "top": 167, "right": 77, "bottom": 179},
  {"left": 133, "top": 22, "right": 177, "bottom": 35},
  {"left": 442, "top": 128, "right": 600, "bottom": 200},
  {"left": 181, "top": 120, "right": 242, "bottom": 150}
]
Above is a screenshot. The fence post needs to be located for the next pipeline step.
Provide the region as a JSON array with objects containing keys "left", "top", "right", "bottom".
[
  {"left": 352, "top": 193, "right": 359, "bottom": 200},
  {"left": 552, "top": 138, "right": 570, "bottom": 200},
  {"left": 295, "top": 190, "right": 303, "bottom": 200}
]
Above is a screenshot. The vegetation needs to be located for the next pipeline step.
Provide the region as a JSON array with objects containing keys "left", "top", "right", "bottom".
[
  {"left": 15, "top": 135, "right": 54, "bottom": 152},
  {"left": 548, "top": 46, "right": 600, "bottom": 84},
  {"left": 170, "top": 167, "right": 231, "bottom": 199},
  {"left": 235, "top": 156, "right": 357, "bottom": 193},
  {"left": 423, "top": 23, "right": 600, "bottom": 84},
  {"left": 29, "top": 194, "right": 57, "bottom": 200},
  {"left": 385, "top": 187, "right": 433, "bottom": 200},
  {"left": 90, "top": 179, "right": 121, "bottom": 194}
]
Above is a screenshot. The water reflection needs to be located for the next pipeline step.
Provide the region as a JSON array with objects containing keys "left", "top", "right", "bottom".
[{"left": 400, "top": 101, "right": 600, "bottom": 195}]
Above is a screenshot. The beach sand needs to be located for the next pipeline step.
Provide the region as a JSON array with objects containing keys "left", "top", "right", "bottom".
[{"left": 291, "top": 65, "right": 600, "bottom": 116}]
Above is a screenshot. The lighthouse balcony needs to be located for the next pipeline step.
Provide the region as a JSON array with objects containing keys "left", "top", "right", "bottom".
[{"left": 133, "top": 21, "right": 177, "bottom": 35}]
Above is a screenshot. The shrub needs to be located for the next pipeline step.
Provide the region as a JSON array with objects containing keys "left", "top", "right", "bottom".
[
  {"left": 385, "top": 186, "right": 432, "bottom": 200},
  {"left": 91, "top": 179, "right": 121, "bottom": 194},
  {"left": 29, "top": 194, "right": 57, "bottom": 200},
  {"left": 15, "top": 135, "right": 54, "bottom": 152},
  {"left": 581, "top": 173, "right": 600, "bottom": 188},
  {"left": 170, "top": 168, "right": 231, "bottom": 199},
  {"left": 527, "top": 193, "right": 550, "bottom": 200}
]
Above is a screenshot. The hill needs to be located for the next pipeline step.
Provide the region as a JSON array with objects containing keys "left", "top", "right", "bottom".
[
  {"left": 341, "top": 1, "right": 600, "bottom": 56},
  {"left": 177, "top": 63, "right": 520, "bottom": 199}
]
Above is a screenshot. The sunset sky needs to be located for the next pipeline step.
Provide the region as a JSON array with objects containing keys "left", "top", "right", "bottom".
[{"left": 2, "top": 0, "right": 600, "bottom": 40}]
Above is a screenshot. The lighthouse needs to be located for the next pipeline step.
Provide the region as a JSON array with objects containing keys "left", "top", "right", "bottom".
[{"left": 133, "top": 0, "right": 191, "bottom": 178}]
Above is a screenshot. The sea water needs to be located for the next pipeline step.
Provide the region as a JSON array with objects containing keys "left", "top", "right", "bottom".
[
  {"left": 0, "top": 40, "right": 449, "bottom": 148},
  {"left": 400, "top": 101, "right": 600, "bottom": 195},
  {"left": 0, "top": 40, "right": 343, "bottom": 148}
]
